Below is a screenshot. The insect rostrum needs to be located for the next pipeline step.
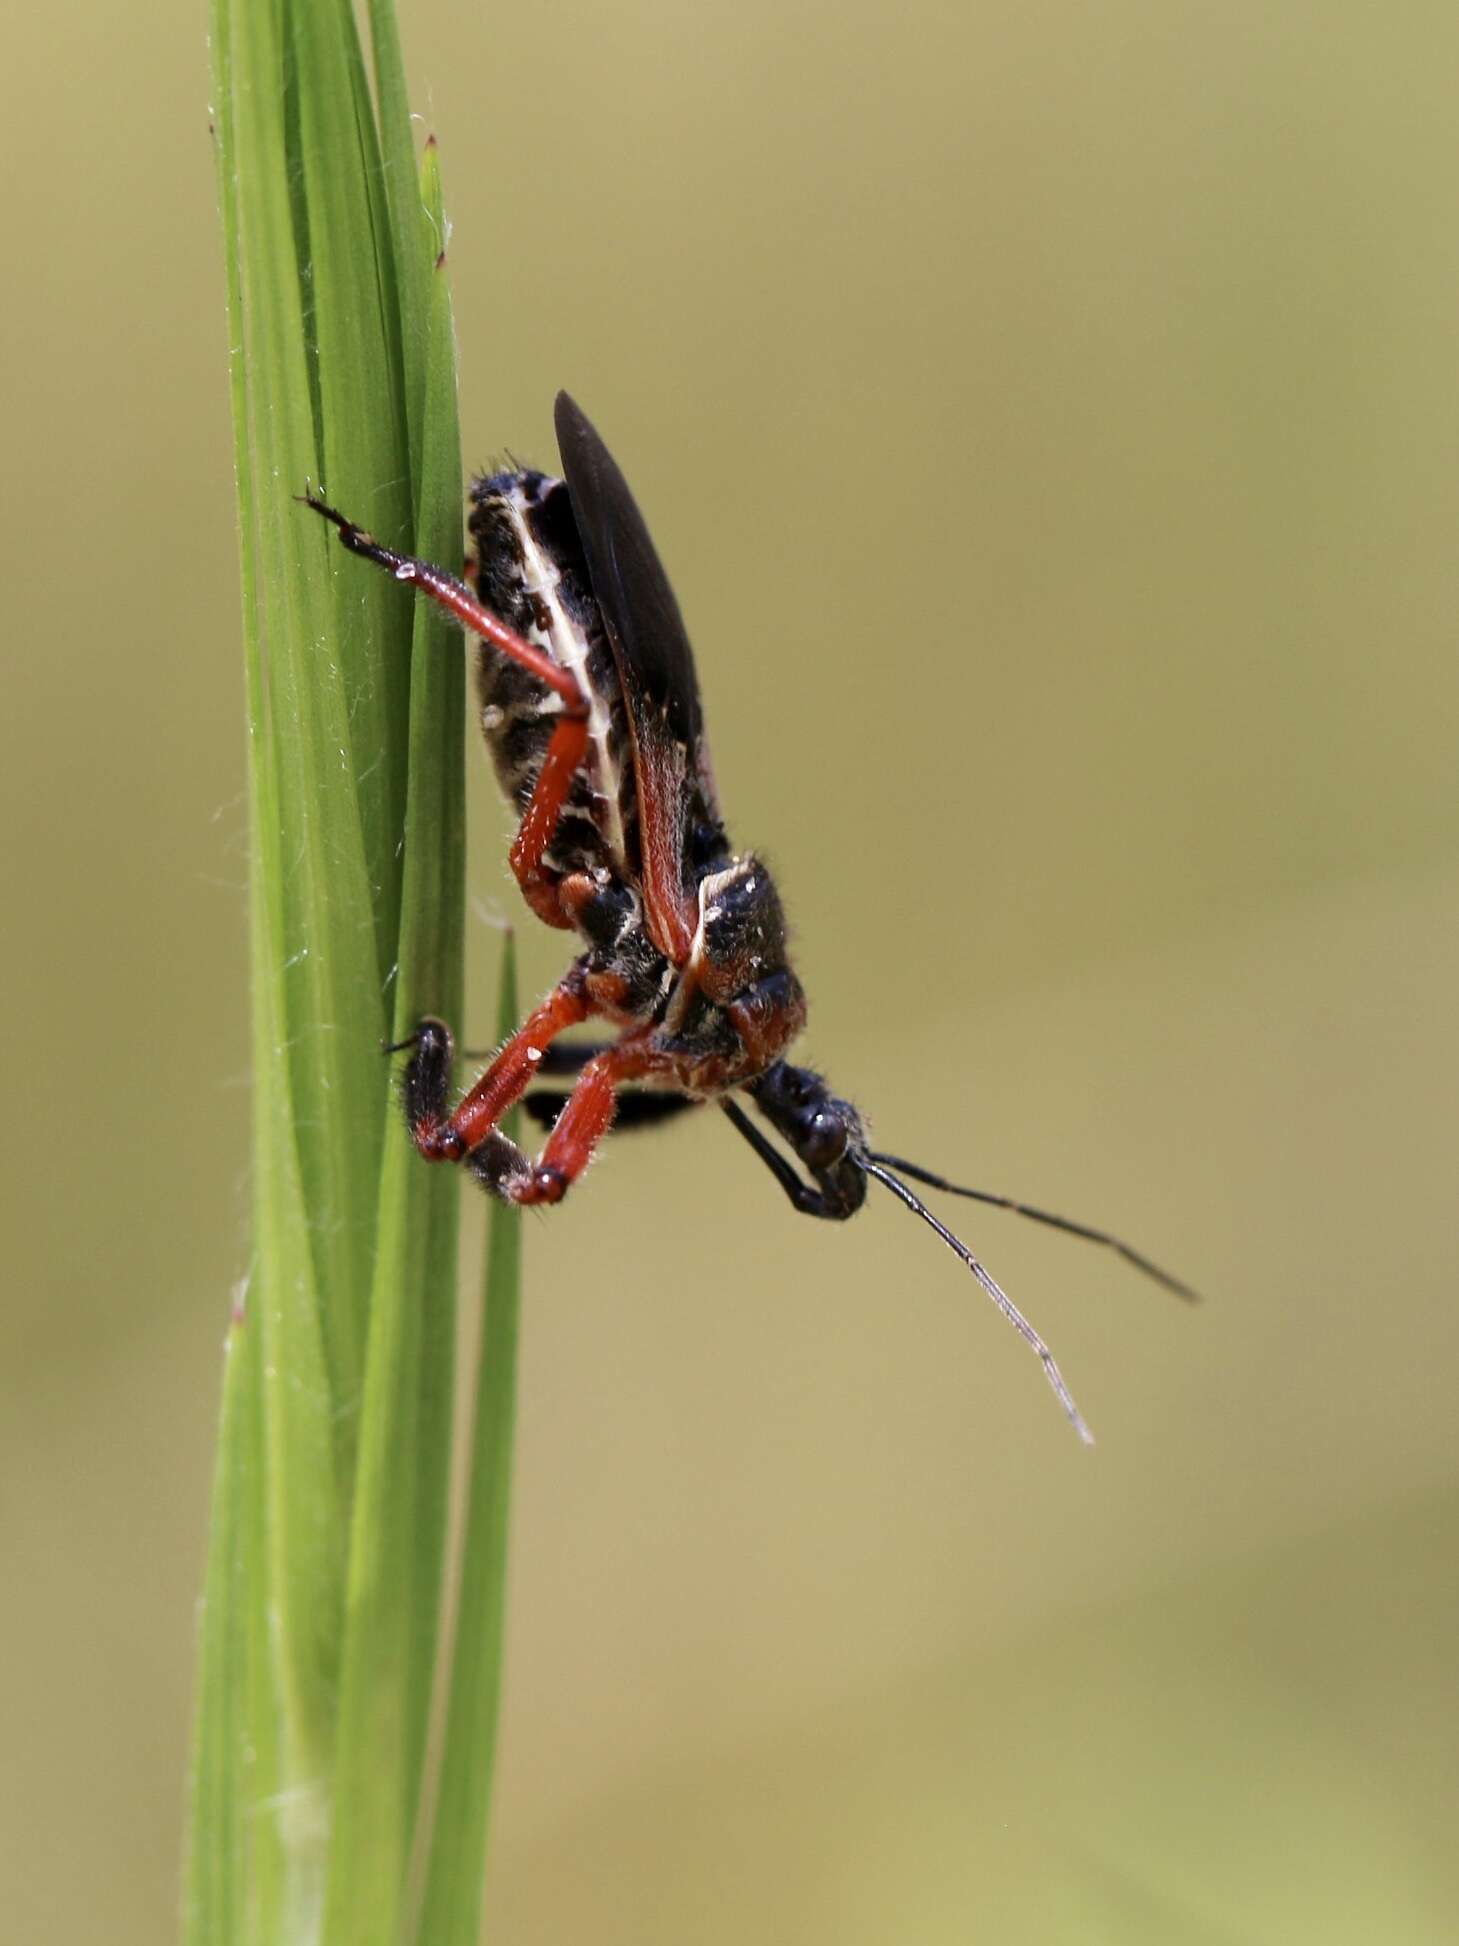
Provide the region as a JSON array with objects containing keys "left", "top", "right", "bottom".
[{"left": 307, "top": 393, "right": 1194, "bottom": 1442}]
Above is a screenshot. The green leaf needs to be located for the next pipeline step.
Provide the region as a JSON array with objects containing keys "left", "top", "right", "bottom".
[
  {"left": 183, "top": 1296, "right": 252, "bottom": 1946},
  {"left": 320, "top": 135, "right": 468, "bottom": 1946},
  {"left": 412, "top": 939, "right": 523, "bottom": 1946},
  {"left": 188, "top": 4, "right": 520, "bottom": 1943}
]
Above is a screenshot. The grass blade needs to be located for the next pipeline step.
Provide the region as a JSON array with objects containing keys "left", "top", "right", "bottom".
[
  {"left": 188, "top": 2, "right": 519, "bottom": 1942},
  {"left": 321, "top": 133, "right": 468, "bottom": 1946},
  {"left": 198, "top": 1, "right": 360, "bottom": 1929},
  {"left": 412, "top": 940, "right": 523, "bottom": 1946}
]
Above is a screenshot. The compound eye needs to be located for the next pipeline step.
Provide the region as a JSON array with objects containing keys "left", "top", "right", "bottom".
[{"left": 801, "top": 1108, "right": 847, "bottom": 1171}]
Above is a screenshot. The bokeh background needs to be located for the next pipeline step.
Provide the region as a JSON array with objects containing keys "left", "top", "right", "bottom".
[{"left": 3, "top": 0, "right": 1456, "bottom": 1939}]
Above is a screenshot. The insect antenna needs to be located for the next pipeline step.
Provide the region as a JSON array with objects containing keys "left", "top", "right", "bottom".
[
  {"left": 864, "top": 1152, "right": 1198, "bottom": 1303},
  {"left": 860, "top": 1159, "right": 1095, "bottom": 1446}
]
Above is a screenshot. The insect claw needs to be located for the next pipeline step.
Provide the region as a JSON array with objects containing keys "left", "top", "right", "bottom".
[{"left": 300, "top": 490, "right": 348, "bottom": 530}]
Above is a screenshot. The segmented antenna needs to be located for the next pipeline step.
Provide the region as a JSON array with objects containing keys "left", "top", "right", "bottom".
[
  {"left": 861, "top": 1159, "right": 1095, "bottom": 1445},
  {"left": 864, "top": 1152, "right": 1198, "bottom": 1302}
]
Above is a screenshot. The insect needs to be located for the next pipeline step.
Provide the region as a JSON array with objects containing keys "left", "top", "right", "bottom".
[{"left": 307, "top": 393, "right": 1194, "bottom": 1440}]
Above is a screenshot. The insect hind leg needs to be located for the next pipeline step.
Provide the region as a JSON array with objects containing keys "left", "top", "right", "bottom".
[{"left": 302, "top": 493, "right": 586, "bottom": 711}]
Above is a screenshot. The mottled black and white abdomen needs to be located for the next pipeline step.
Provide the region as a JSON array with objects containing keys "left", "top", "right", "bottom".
[{"left": 469, "top": 469, "right": 639, "bottom": 878}]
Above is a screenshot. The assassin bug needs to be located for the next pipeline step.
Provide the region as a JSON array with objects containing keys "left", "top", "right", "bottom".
[{"left": 307, "top": 393, "right": 1194, "bottom": 1441}]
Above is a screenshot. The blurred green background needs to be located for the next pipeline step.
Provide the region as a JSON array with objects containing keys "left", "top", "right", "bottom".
[{"left": 3, "top": 0, "right": 1456, "bottom": 1939}]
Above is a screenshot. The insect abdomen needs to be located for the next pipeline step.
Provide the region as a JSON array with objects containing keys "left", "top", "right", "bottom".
[{"left": 469, "top": 469, "right": 638, "bottom": 877}]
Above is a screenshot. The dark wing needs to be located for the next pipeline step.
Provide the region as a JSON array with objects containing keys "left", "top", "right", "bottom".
[
  {"left": 554, "top": 392, "right": 712, "bottom": 773},
  {"left": 554, "top": 392, "right": 726, "bottom": 960}
]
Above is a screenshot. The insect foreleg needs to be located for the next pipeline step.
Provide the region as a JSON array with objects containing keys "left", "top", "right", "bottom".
[
  {"left": 400, "top": 964, "right": 597, "bottom": 1164},
  {"left": 720, "top": 1096, "right": 843, "bottom": 1218},
  {"left": 507, "top": 1038, "right": 680, "bottom": 1204}
]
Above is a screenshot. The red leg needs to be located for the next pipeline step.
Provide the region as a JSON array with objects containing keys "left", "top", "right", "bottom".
[
  {"left": 510, "top": 712, "right": 590, "bottom": 930},
  {"left": 410, "top": 969, "right": 596, "bottom": 1161},
  {"left": 304, "top": 495, "right": 586, "bottom": 712},
  {"left": 306, "top": 492, "right": 596, "bottom": 931},
  {"left": 509, "top": 1038, "right": 681, "bottom": 1204}
]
